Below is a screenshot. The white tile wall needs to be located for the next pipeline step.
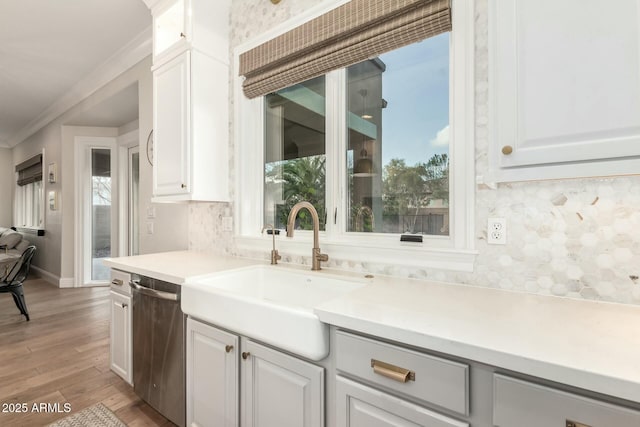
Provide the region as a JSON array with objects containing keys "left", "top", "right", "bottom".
[{"left": 188, "top": 0, "right": 640, "bottom": 305}]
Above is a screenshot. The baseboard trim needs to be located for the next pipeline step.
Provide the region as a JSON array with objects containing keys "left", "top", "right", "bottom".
[
  {"left": 30, "top": 266, "right": 60, "bottom": 287},
  {"left": 59, "top": 277, "right": 76, "bottom": 288}
]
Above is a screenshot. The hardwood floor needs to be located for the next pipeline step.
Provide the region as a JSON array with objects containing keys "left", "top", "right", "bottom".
[{"left": 0, "top": 278, "right": 174, "bottom": 426}]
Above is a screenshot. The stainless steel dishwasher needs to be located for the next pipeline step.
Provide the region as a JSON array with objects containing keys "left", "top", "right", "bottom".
[{"left": 130, "top": 275, "right": 185, "bottom": 427}]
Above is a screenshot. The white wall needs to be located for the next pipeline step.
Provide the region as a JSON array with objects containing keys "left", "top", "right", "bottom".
[
  {"left": 13, "top": 124, "right": 63, "bottom": 276},
  {"left": 0, "top": 148, "right": 13, "bottom": 226},
  {"left": 12, "top": 56, "right": 188, "bottom": 284},
  {"left": 187, "top": 0, "right": 640, "bottom": 305}
]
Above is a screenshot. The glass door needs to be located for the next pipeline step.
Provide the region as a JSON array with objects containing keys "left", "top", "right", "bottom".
[
  {"left": 129, "top": 147, "right": 140, "bottom": 256},
  {"left": 91, "top": 148, "right": 113, "bottom": 281},
  {"left": 76, "top": 136, "right": 117, "bottom": 287}
]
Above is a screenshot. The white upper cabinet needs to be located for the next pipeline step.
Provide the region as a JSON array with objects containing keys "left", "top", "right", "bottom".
[
  {"left": 153, "top": 52, "right": 191, "bottom": 197},
  {"left": 146, "top": 0, "right": 231, "bottom": 202},
  {"left": 154, "top": 0, "right": 186, "bottom": 59},
  {"left": 150, "top": 0, "right": 230, "bottom": 66},
  {"left": 488, "top": 0, "right": 640, "bottom": 182}
]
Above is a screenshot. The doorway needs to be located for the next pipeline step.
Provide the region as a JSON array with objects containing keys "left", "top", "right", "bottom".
[{"left": 75, "top": 137, "right": 118, "bottom": 286}]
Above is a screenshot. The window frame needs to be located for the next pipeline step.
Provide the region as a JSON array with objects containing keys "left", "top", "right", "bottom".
[{"left": 234, "top": 0, "right": 476, "bottom": 271}]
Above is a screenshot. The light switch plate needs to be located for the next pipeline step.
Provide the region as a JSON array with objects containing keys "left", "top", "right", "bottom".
[
  {"left": 146, "top": 206, "right": 156, "bottom": 219},
  {"left": 146, "top": 221, "right": 154, "bottom": 235},
  {"left": 222, "top": 216, "right": 233, "bottom": 232}
]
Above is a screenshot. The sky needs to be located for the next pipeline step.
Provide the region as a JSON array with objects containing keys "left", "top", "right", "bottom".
[{"left": 378, "top": 32, "right": 450, "bottom": 166}]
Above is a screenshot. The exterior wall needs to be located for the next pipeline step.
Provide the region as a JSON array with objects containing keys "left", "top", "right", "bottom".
[{"left": 187, "top": 0, "right": 640, "bottom": 304}]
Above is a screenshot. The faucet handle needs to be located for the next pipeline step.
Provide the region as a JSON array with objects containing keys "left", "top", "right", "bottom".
[{"left": 316, "top": 253, "right": 329, "bottom": 262}]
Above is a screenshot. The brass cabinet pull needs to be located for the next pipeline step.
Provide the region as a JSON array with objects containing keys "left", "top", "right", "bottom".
[
  {"left": 180, "top": 32, "right": 186, "bottom": 38},
  {"left": 501, "top": 145, "right": 513, "bottom": 155},
  {"left": 242, "top": 352, "right": 250, "bottom": 360},
  {"left": 181, "top": 183, "right": 187, "bottom": 188},
  {"left": 371, "top": 359, "right": 415, "bottom": 383},
  {"left": 111, "top": 279, "right": 123, "bottom": 286},
  {"left": 225, "top": 345, "right": 233, "bottom": 353},
  {"left": 566, "top": 421, "right": 591, "bottom": 427}
]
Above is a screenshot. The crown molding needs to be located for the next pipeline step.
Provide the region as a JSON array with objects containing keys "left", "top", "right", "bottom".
[
  {"left": 141, "top": 0, "right": 162, "bottom": 10},
  {"left": 0, "top": 140, "right": 9, "bottom": 149},
  {"left": 7, "top": 26, "right": 152, "bottom": 148}
]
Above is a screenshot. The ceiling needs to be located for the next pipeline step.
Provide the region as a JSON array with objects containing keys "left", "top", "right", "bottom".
[{"left": 0, "top": 0, "right": 151, "bottom": 147}]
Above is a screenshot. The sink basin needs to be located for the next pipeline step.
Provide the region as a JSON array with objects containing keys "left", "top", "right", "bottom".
[{"left": 182, "top": 265, "right": 366, "bottom": 360}]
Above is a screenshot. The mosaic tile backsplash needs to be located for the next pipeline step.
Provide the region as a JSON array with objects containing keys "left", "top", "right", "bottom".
[{"left": 188, "top": 0, "right": 640, "bottom": 305}]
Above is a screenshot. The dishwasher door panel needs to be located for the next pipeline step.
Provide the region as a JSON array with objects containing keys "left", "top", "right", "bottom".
[{"left": 132, "top": 277, "right": 185, "bottom": 427}]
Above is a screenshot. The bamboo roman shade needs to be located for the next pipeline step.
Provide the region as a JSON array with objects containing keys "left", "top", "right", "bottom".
[
  {"left": 15, "top": 154, "right": 43, "bottom": 186},
  {"left": 239, "top": 0, "right": 451, "bottom": 99}
]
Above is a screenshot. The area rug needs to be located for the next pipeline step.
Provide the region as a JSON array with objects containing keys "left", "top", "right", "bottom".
[{"left": 46, "top": 403, "right": 126, "bottom": 427}]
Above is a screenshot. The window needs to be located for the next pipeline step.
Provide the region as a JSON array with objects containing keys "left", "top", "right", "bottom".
[
  {"left": 264, "top": 76, "right": 327, "bottom": 231},
  {"left": 15, "top": 181, "right": 43, "bottom": 229},
  {"left": 14, "top": 153, "right": 44, "bottom": 229},
  {"left": 236, "top": 0, "right": 475, "bottom": 271},
  {"left": 346, "top": 36, "right": 450, "bottom": 236}
]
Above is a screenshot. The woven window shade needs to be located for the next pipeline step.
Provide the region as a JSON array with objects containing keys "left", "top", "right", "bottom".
[
  {"left": 239, "top": 0, "right": 451, "bottom": 99},
  {"left": 16, "top": 154, "right": 43, "bottom": 186}
]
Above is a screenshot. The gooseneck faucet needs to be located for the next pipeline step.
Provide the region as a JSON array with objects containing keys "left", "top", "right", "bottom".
[{"left": 286, "top": 201, "right": 329, "bottom": 270}]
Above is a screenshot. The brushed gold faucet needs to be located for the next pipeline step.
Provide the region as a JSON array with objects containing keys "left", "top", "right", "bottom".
[
  {"left": 286, "top": 202, "right": 329, "bottom": 270},
  {"left": 261, "top": 224, "right": 281, "bottom": 265}
]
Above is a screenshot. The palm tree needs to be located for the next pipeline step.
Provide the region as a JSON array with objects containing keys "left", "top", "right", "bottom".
[{"left": 266, "top": 155, "right": 326, "bottom": 230}]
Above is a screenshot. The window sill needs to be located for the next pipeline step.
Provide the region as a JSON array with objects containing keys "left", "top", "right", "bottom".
[
  {"left": 15, "top": 227, "right": 45, "bottom": 236},
  {"left": 235, "top": 235, "right": 477, "bottom": 272}
]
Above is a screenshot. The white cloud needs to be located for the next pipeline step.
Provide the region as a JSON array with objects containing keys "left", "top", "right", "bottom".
[{"left": 429, "top": 125, "right": 450, "bottom": 147}]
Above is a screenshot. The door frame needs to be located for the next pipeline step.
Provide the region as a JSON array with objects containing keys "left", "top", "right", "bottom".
[
  {"left": 116, "top": 130, "right": 139, "bottom": 259},
  {"left": 74, "top": 136, "right": 118, "bottom": 287}
]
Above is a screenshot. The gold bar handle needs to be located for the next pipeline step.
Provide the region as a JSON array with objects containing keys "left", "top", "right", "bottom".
[
  {"left": 566, "top": 421, "right": 591, "bottom": 427},
  {"left": 371, "top": 359, "right": 415, "bottom": 383}
]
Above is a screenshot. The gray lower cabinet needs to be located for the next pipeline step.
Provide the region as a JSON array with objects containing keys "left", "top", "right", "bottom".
[
  {"left": 335, "top": 330, "right": 470, "bottom": 427},
  {"left": 335, "top": 331, "right": 469, "bottom": 416},
  {"left": 241, "top": 338, "right": 325, "bottom": 427},
  {"left": 493, "top": 374, "right": 640, "bottom": 427},
  {"left": 336, "top": 376, "right": 469, "bottom": 427},
  {"left": 186, "top": 318, "right": 239, "bottom": 427}
]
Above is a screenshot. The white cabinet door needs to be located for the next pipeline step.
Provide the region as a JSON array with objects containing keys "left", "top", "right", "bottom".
[
  {"left": 489, "top": 0, "right": 640, "bottom": 181},
  {"left": 186, "top": 318, "right": 239, "bottom": 427},
  {"left": 153, "top": 51, "right": 190, "bottom": 196},
  {"left": 110, "top": 291, "right": 132, "bottom": 385},
  {"left": 241, "top": 339, "right": 324, "bottom": 427},
  {"left": 153, "top": 0, "right": 186, "bottom": 60}
]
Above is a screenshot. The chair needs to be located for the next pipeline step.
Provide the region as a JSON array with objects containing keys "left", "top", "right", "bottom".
[{"left": 0, "top": 245, "right": 36, "bottom": 321}]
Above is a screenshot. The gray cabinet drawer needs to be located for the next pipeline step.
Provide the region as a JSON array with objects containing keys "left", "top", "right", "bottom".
[
  {"left": 336, "top": 331, "right": 469, "bottom": 416},
  {"left": 494, "top": 374, "right": 640, "bottom": 427},
  {"left": 336, "top": 376, "right": 468, "bottom": 427}
]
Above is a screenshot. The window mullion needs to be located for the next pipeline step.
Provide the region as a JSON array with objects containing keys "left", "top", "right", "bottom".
[{"left": 324, "top": 69, "right": 347, "bottom": 239}]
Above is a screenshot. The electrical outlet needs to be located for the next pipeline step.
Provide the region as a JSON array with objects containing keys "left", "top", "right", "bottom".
[{"left": 487, "top": 218, "right": 506, "bottom": 244}]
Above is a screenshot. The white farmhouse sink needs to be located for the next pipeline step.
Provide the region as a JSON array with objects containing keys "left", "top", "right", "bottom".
[{"left": 182, "top": 265, "right": 366, "bottom": 360}]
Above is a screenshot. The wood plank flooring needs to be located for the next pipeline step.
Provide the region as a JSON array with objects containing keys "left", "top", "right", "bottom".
[{"left": 0, "top": 278, "right": 174, "bottom": 426}]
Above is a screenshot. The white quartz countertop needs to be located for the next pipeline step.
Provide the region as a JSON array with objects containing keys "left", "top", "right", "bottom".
[
  {"left": 103, "top": 251, "right": 266, "bottom": 284},
  {"left": 104, "top": 250, "right": 640, "bottom": 403},
  {"left": 315, "top": 276, "right": 640, "bottom": 404}
]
